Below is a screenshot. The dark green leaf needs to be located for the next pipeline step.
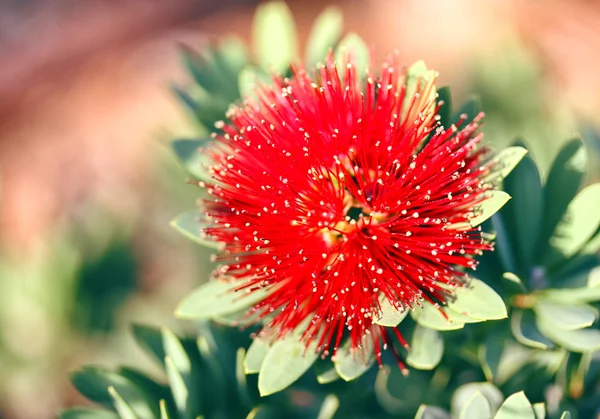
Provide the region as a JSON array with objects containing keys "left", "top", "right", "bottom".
[
  {"left": 132, "top": 324, "right": 166, "bottom": 367},
  {"left": 60, "top": 409, "right": 118, "bottom": 419},
  {"left": 108, "top": 387, "right": 139, "bottom": 419},
  {"left": 436, "top": 87, "right": 453, "bottom": 129}
]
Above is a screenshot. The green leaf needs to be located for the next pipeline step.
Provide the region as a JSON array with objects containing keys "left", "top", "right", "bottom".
[
  {"left": 494, "top": 391, "right": 535, "bottom": 419},
  {"left": 175, "top": 279, "right": 271, "bottom": 319},
  {"left": 402, "top": 61, "right": 436, "bottom": 122},
  {"left": 170, "top": 211, "right": 221, "bottom": 250},
  {"left": 374, "top": 297, "right": 409, "bottom": 327},
  {"left": 447, "top": 279, "right": 507, "bottom": 320},
  {"left": 532, "top": 403, "right": 545, "bottom": 419},
  {"left": 334, "top": 33, "right": 369, "bottom": 75},
  {"left": 258, "top": 335, "right": 319, "bottom": 396},
  {"left": 244, "top": 338, "right": 270, "bottom": 374},
  {"left": 334, "top": 336, "right": 375, "bottom": 381},
  {"left": 436, "top": 86, "right": 453, "bottom": 129},
  {"left": 470, "top": 191, "right": 511, "bottom": 227},
  {"left": 414, "top": 405, "right": 450, "bottom": 419},
  {"left": 454, "top": 97, "right": 481, "bottom": 122},
  {"left": 540, "top": 139, "right": 587, "bottom": 252},
  {"left": 479, "top": 333, "right": 505, "bottom": 381},
  {"left": 502, "top": 148, "right": 544, "bottom": 268},
  {"left": 546, "top": 183, "right": 600, "bottom": 261},
  {"left": 492, "top": 214, "right": 519, "bottom": 274},
  {"left": 305, "top": 6, "right": 344, "bottom": 67},
  {"left": 536, "top": 317, "right": 600, "bottom": 352},
  {"left": 411, "top": 304, "right": 465, "bottom": 331},
  {"left": 560, "top": 412, "right": 571, "bottom": 419},
  {"left": 252, "top": 1, "right": 297, "bottom": 73},
  {"left": 510, "top": 310, "right": 553, "bottom": 350},
  {"left": 165, "top": 356, "right": 188, "bottom": 415},
  {"left": 406, "top": 326, "right": 444, "bottom": 370},
  {"left": 317, "top": 395, "right": 340, "bottom": 419},
  {"left": 238, "top": 66, "right": 272, "bottom": 99},
  {"left": 171, "top": 139, "right": 214, "bottom": 182},
  {"left": 70, "top": 368, "right": 155, "bottom": 418},
  {"left": 534, "top": 301, "right": 597, "bottom": 331},
  {"left": 132, "top": 324, "right": 165, "bottom": 367},
  {"left": 451, "top": 383, "right": 503, "bottom": 418},
  {"left": 458, "top": 392, "right": 492, "bottom": 419},
  {"left": 315, "top": 361, "right": 340, "bottom": 384},
  {"left": 108, "top": 387, "right": 138, "bottom": 419},
  {"left": 159, "top": 400, "right": 173, "bottom": 419},
  {"left": 491, "top": 146, "right": 528, "bottom": 182},
  {"left": 60, "top": 409, "right": 119, "bottom": 419}
]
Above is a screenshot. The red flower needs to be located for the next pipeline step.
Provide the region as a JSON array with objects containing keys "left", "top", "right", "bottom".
[{"left": 201, "top": 54, "right": 493, "bottom": 370}]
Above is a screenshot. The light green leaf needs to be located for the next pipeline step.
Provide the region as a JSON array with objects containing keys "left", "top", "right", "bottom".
[
  {"left": 470, "top": 191, "right": 511, "bottom": 227},
  {"left": 374, "top": 297, "right": 409, "bottom": 327},
  {"left": 536, "top": 317, "right": 600, "bottom": 352},
  {"left": 60, "top": 409, "right": 119, "bottom": 419},
  {"left": 548, "top": 183, "right": 600, "bottom": 260},
  {"left": 245, "top": 338, "right": 270, "bottom": 374},
  {"left": 448, "top": 279, "right": 507, "bottom": 320},
  {"left": 165, "top": 356, "right": 188, "bottom": 415},
  {"left": 108, "top": 387, "right": 138, "bottom": 419},
  {"left": 532, "top": 403, "right": 545, "bottom": 419},
  {"left": 402, "top": 61, "right": 436, "bottom": 123},
  {"left": 305, "top": 7, "right": 343, "bottom": 67},
  {"left": 534, "top": 301, "right": 597, "bottom": 331},
  {"left": 252, "top": 1, "right": 297, "bottom": 73},
  {"left": 560, "top": 412, "right": 571, "bottom": 419},
  {"left": 406, "top": 326, "right": 444, "bottom": 370},
  {"left": 334, "top": 336, "right": 375, "bottom": 381},
  {"left": 494, "top": 391, "right": 535, "bottom": 419},
  {"left": 238, "top": 66, "right": 272, "bottom": 99},
  {"left": 451, "top": 382, "right": 503, "bottom": 418},
  {"left": 170, "top": 211, "right": 221, "bottom": 250},
  {"left": 258, "top": 335, "right": 319, "bottom": 396},
  {"left": 159, "top": 400, "right": 172, "bottom": 419},
  {"left": 492, "top": 146, "right": 528, "bottom": 181},
  {"left": 175, "top": 280, "right": 271, "bottom": 319},
  {"left": 458, "top": 392, "right": 493, "bottom": 419},
  {"left": 317, "top": 395, "right": 340, "bottom": 419},
  {"left": 334, "top": 33, "right": 369, "bottom": 75},
  {"left": 411, "top": 304, "right": 465, "bottom": 331},
  {"left": 510, "top": 310, "right": 553, "bottom": 350},
  {"left": 316, "top": 364, "right": 340, "bottom": 384},
  {"left": 171, "top": 139, "right": 214, "bottom": 182},
  {"left": 414, "top": 405, "right": 450, "bottom": 419}
]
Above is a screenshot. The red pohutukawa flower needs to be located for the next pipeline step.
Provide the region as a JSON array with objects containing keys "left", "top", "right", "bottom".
[{"left": 201, "top": 54, "right": 494, "bottom": 370}]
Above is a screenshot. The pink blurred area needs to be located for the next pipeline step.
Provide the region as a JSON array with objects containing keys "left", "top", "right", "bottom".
[{"left": 0, "top": 0, "right": 599, "bottom": 417}]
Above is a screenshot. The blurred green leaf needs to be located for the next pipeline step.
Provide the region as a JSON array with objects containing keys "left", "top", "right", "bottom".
[
  {"left": 258, "top": 335, "right": 319, "bottom": 396},
  {"left": 532, "top": 403, "right": 545, "bottom": 419},
  {"left": 132, "top": 324, "right": 166, "bottom": 367},
  {"left": 70, "top": 368, "right": 156, "bottom": 418},
  {"left": 60, "top": 409, "right": 119, "bottom": 419},
  {"left": 448, "top": 278, "right": 507, "bottom": 320},
  {"left": 374, "top": 297, "right": 409, "bottom": 327},
  {"left": 479, "top": 333, "right": 505, "bottom": 382},
  {"left": 170, "top": 210, "right": 221, "bottom": 250},
  {"left": 334, "top": 33, "right": 369, "bottom": 75},
  {"left": 160, "top": 400, "right": 173, "bottom": 419},
  {"left": 334, "top": 336, "right": 375, "bottom": 381},
  {"left": 536, "top": 317, "right": 600, "bottom": 353},
  {"left": 561, "top": 412, "right": 571, "bottom": 419},
  {"left": 436, "top": 86, "right": 453, "bottom": 129},
  {"left": 238, "top": 66, "right": 272, "bottom": 99},
  {"left": 492, "top": 146, "right": 528, "bottom": 182},
  {"left": 108, "top": 386, "right": 139, "bottom": 419},
  {"left": 406, "top": 326, "right": 444, "bottom": 370},
  {"left": 414, "top": 405, "right": 450, "bottom": 419},
  {"left": 244, "top": 338, "right": 269, "bottom": 374},
  {"left": 252, "top": 1, "right": 297, "bottom": 73},
  {"left": 546, "top": 183, "right": 600, "bottom": 263},
  {"left": 175, "top": 280, "right": 271, "bottom": 319},
  {"left": 171, "top": 139, "right": 215, "bottom": 182},
  {"left": 315, "top": 361, "right": 340, "bottom": 384},
  {"left": 165, "top": 356, "right": 188, "bottom": 417},
  {"left": 452, "top": 383, "right": 503, "bottom": 418},
  {"left": 305, "top": 6, "right": 343, "bottom": 67},
  {"left": 493, "top": 391, "right": 535, "bottom": 419},
  {"left": 540, "top": 139, "right": 587, "bottom": 255},
  {"left": 502, "top": 148, "right": 544, "bottom": 269},
  {"left": 533, "top": 301, "right": 597, "bottom": 331},
  {"left": 510, "top": 310, "right": 553, "bottom": 350},
  {"left": 317, "top": 395, "right": 340, "bottom": 419},
  {"left": 458, "top": 392, "right": 492, "bottom": 419},
  {"left": 492, "top": 213, "right": 519, "bottom": 274},
  {"left": 470, "top": 190, "right": 511, "bottom": 227}
]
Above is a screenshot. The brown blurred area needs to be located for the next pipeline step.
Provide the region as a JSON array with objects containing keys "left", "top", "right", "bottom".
[{"left": 0, "top": 0, "right": 599, "bottom": 418}]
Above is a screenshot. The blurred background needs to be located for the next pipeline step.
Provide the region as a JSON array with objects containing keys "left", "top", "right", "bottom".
[{"left": 0, "top": 0, "right": 599, "bottom": 417}]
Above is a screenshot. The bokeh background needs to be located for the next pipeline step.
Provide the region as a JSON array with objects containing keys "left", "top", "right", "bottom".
[{"left": 0, "top": 0, "right": 599, "bottom": 418}]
